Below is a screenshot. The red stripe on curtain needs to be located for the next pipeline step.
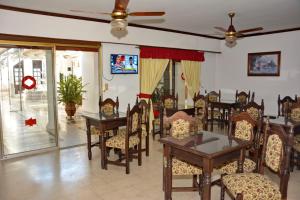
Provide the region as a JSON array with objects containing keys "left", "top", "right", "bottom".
[
  {"left": 140, "top": 46, "right": 205, "bottom": 62},
  {"left": 137, "top": 93, "right": 152, "bottom": 98}
]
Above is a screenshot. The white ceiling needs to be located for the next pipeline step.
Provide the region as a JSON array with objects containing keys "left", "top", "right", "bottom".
[{"left": 1, "top": 0, "right": 300, "bottom": 37}]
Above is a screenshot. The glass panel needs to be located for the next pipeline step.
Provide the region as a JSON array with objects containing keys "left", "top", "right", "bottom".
[{"left": 0, "top": 46, "right": 57, "bottom": 156}]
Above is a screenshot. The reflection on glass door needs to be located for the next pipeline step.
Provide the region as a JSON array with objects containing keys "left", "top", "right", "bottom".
[{"left": 0, "top": 46, "right": 57, "bottom": 157}]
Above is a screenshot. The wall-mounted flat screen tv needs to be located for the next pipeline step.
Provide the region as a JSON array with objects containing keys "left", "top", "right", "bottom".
[{"left": 111, "top": 54, "right": 138, "bottom": 74}]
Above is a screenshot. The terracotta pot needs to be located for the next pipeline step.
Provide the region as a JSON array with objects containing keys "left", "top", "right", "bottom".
[{"left": 65, "top": 102, "right": 76, "bottom": 118}]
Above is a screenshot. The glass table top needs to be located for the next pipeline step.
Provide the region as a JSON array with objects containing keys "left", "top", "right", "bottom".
[
  {"left": 81, "top": 111, "right": 127, "bottom": 121},
  {"left": 266, "top": 116, "right": 294, "bottom": 127},
  {"left": 160, "top": 131, "right": 245, "bottom": 156}
]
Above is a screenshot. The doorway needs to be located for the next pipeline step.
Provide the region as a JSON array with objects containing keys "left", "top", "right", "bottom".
[{"left": 0, "top": 46, "right": 57, "bottom": 157}]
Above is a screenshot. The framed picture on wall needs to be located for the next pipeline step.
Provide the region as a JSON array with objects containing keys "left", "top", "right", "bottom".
[{"left": 247, "top": 51, "right": 281, "bottom": 76}]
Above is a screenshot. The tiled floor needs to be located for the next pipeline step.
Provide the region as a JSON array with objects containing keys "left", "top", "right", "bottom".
[{"left": 0, "top": 132, "right": 300, "bottom": 200}]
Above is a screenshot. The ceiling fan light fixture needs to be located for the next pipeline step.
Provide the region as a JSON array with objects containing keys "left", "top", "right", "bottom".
[
  {"left": 111, "top": 18, "right": 128, "bottom": 31},
  {"left": 225, "top": 34, "right": 237, "bottom": 44}
]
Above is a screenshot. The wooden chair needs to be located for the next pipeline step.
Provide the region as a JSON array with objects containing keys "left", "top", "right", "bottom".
[
  {"left": 235, "top": 90, "right": 250, "bottom": 105},
  {"left": 243, "top": 100, "right": 264, "bottom": 121},
  {"left": 152, "top": 93, "right": 178, "bottom": 139},
  {"left": 193, "top": 92, "right": 208, "bottom": 131},
  {"left": 278, "top": 95, "right": 297, "bottom": 117},
  {"left": 90, "top": 96, "right": 119, "bottom": 149},
  {"left": 163, "top": 111, "right": 202, "bottom": 195},
  {"left": 250, "top": 92, "right": 255, "bottom": 102},
  {"left": 136, "top": 98, "right": 150, "bottom": 156},
  {"left": 216, "top": 111, "right": 260, "bottom": 175},
  {"left": 220, "top": 119, "right": 294, "bottom": 200},
  {"left": 289, "top": 102, "right": 300, "bottom": 171},
  {"left": 102, "top": 104, "right": 142, "bottom": 174},
  {"left": 205, "top": 90, "right": 223, "bottom": 128}
]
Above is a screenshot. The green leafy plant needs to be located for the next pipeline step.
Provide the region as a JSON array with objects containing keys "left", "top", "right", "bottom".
[{"left": 57, "top": 73, "right": 86, "bottom": 105}]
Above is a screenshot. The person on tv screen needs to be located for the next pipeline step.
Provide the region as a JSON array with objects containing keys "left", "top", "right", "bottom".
[
  {"left": 126, "top": 56, "right": 137, "bottom": 71},
  {"left": 113, "top": 55, "right": 125, "bottom": 71}
]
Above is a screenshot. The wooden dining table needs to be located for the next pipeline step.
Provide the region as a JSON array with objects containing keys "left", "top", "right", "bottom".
[
  {"left": 81, "top": 111, "right": 127, "bottom": 168},
  {"left": 160, "top": 131, "right": 252, "bottom": 200}
]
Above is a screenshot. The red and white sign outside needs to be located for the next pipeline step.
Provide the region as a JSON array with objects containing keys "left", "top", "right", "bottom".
[{"left": 22, "top": 76, "right": 36, "bottom": 90}]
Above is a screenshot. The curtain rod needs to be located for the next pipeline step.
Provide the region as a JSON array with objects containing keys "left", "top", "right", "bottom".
[{"left": 101, "top": 41, "right": 221, "bottom": 54}]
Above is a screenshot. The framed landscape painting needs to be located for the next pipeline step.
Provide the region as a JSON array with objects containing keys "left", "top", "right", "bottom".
[{"left": 248, "top": 51, "right": 281, "bottom": 76}]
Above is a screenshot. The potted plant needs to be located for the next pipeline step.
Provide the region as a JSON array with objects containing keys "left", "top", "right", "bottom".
[{"left": 57, "top": 73, "right": 86, "bottom": 119}]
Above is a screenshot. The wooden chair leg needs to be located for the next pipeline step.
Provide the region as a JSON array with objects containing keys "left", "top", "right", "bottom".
[
  {"left": 290, "top": 149, "right": 295, "bottom": 172},
  {"left": 138, "top": 143, "right": 142, "bottom": 166},
  {"left": 146, "top": 135, "right": 149, "bottom": 156},
  {"left": 125, "top": 149, "right": 130, "bottom": 174},
  {"left": 297, "top": 151, "right": 300, "bottom": 170},
  {"left": 192, "top": 175, "right": 198, "bottom": 188},
  {"left": 220, "top": 176, "right": 225, "bottom": 200}
]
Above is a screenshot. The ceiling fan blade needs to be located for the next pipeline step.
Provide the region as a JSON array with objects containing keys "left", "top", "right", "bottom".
[
  {"left": 114, "top": 0, "right": 129, "bottom": 11},
  {"left": 238, "top": 27, "right": 263, "bottom": 33},
  {"left": 214, "top": 26, "right": 227, "bottom": 32},
  {"left": 70, "top": 9, "right": 110, "bottom": 15},
  {"left": 128, "top": 12, "right": 165, "bottom": 16}
]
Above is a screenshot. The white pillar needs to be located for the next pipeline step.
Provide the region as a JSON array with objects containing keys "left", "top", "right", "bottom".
[
  {"left": 45, "top": 50, "right": 56, "bottom": 133},
  {"left": 81, "top": 52, "right": 99, "bottom": 113}
]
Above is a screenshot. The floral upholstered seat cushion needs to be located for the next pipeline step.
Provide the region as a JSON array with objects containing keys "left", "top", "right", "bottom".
[
  {"left": 246, "top": 107, "right": 259, "bottom": 121},
  {"left": 91, "top": 126, "right": 113, "bottom": 135},
  {"left": 195, "top": 99, "right": 205, "bottom": 108},
  {"left": 217, "top": 158, "right": 256, "bottom": 174},
  {"left": 291, "top": 108, "right": 300, "bottom": 122},
  {"left": 172, "top": 158, "right": 202, "bottom": 176},
  {"left": 208, "top": 110, "right": 222, "bottom": 119},
  {"left": 106, "top": 134, "right": 140, "bottom": 149},
  {"left": 223, "top": 173, "right": 281, "bottom": 200},
  {"left": 171, "top": 119, "right": 190, "bottom": 139},
  {"left": 234, "top": 120, "right": 253, "bottom": 141}
]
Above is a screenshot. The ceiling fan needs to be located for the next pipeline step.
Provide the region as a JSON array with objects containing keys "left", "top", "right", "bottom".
[
  {"left": 214, "top": 12, "right": 263, "bottom": 44},
  {"left": 71, "top": 0, "right": 165, "bottom": 31}
]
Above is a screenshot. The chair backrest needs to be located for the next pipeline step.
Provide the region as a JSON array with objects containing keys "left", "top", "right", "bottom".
[
  {"left": 251, "top": 92, "right": 255, "bottom": 102},
  {"left": 99, "top": 96, "right": 119, "bottom": 115},
  {"left": 205, "top": 90, "right": 221, "bottom": 103},
  {"left": 278, "top": 95, "right": 297, "bottom": 117},
  {"left": 290, "top": 102, "right": 300, "bottom": 122},
  {"left": 125, "top": 104, "right": 142, "bottom": 138},
  {"left": 243, "top": 99, "right": 264, "bottom": 121},
  {"left": 228, "top": 111, "right": 258, "bottom": 142},
  {"left": 136, "top": 98, "right": 150, "bottom": 130},
  {"left": 193, "top": 92, "right": 208, "bottom": 131},
  {"left": 162, "top": 93, "right": 178, "bottom": 109},
  {"left": 235, "top": 90, "right": 250, "bottom": 104},
  {"left": 260, "top": 119, "right": 294, "bottom": 199},
  {"left": 165, "top": 111, "right": 196, "bottom": 139}
]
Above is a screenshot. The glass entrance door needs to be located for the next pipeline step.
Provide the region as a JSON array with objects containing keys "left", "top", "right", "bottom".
[{"left": 0, "top": 46, "right": 57, "bottom": 157}]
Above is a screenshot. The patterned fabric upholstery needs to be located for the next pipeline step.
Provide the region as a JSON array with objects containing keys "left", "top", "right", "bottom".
[
  {"left": 91, "top": 126, "right": 113, "bottom": 135},
  {"left": 237, "top": 95, "right": 247, "bottom": 104},
  {"left": 153, "top": 118, "right": 160, "bottom": 125},
  {"left": 195, "top": 99, "right": 205, "bottom": 108},
  {"left": 208, "top": 110, "right": 222, "bottom": 118},
  {"left": 293, "top": 137, "right": 300, "bottom": 152},
  {"left": 171, "top": 119, "right": 190, "bottom": 139},
  {"left": 132, "top": 112, "right": 139, "bottom": 132},
  {"left": 282, "top": 102, "right": 292, "bottom": 113},
  {"left": 223, "top": 173, "right": 281, "bottom": 200},
  {"left": 246, "top": 107, "right": 259, "bottom": 121},
  {"left": 164, "top": 98, "right": 174, "bottom": 109},
  {"left": 291, "top": 108, "right": 300, "bottom": 122},
  {"left": 172, "top": 158, "right": 202, "bottom": 175},
  {"left": 265, "top": 134, "right": 283, "bottom": 172},
  {"left": 106, "top": 134, "right": 140, "bottom": 149},
  {"left": 234, "top": 120, "right": 253, "bottom": 141},
  {"left": 217, "top": 158, "right": 256, "bottom": 174},
  {"left": 208, "top": 95, "right": 218, "bottom": 102},
  {"left": 101, "top": 104, "right": 114, "bottom": 115}
]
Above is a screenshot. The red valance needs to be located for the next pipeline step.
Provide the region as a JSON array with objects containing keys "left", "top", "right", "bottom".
[
  {"left": 140, "top": 46, "right": 205, "bottom": 62},
  {"left": 137, "top": 93, "right": 152, "bottom": 99}
]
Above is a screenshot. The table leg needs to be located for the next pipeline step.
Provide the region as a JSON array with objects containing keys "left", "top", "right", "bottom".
[
  {"left": 164, "top": 145, "right": 172, "bottom": 200},
  {"left": 202, "top": 161, "right": 212, "bottom": 200},
  {"left": 86, "top": 119, "right": 92, "bottom": 160}
]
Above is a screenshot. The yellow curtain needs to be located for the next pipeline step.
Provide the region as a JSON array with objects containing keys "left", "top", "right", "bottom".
[
  {"left": 140, "top": 58, "right": 170, "bottom": 131},
  {"left": 181, "top": 60, "right": 201, "bottom": 98}
]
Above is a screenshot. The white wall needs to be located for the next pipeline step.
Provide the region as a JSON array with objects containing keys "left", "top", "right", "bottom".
[
  {"left": 216, "top": 31, "right": 300, "bottom": 115},
  {"left": 201, "top": 52, "right": 217, "bottom": 93},
  {"left": 102, "top": 43, "right": 139, "bottom": 112},
  {"left": 0, "top": 9, "right": 220, "bottom": 52}
]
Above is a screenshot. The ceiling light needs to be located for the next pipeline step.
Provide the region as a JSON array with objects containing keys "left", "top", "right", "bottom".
[
  {"left": 225, "top": 34, "right": 237, "bottom": 44},
  {"left": 110, "top": 19, "right": 128, "bottom": 31}
]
